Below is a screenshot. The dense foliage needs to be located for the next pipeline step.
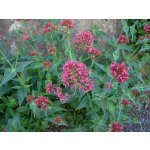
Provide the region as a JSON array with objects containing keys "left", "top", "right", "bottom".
[{"left": 0, "top": 19, "right": 150, "bottom": 132}]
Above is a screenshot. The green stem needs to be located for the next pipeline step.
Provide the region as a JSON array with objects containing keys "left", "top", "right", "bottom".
[
  {"left": 140, "top": 121, "right": 143, "bottom": 132},
  {"left": 2, "top": 43, "right": 15, "bottom": 56},
  {"left": 30, "top": 23, "right": 42, "bottom": 36},
  {"left": 82, "top": 56, "right": 91, "bottom": 62},
  {"left": 67, "top": 28, "right": 72, "bottom": 59},
  {"left": 15, "top": 50, "right": 18, "bottom": 68}
]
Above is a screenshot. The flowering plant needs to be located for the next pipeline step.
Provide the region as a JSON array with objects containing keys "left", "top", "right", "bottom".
[{"left": 0, "top": 19, "right": 150, "bottom": 132}]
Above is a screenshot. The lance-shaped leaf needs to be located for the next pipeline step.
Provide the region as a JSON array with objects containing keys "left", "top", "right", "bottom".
[
  {"left": 16, "top": 61, "right": 34, "bottom": 72},
  {"left": 0, "top": 69, "right": 16, "bottom": 87}
]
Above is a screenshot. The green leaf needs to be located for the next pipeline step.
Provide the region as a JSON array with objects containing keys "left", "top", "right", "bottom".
[
  {"left": 11, "top": 112, "right": 20, "bottom": 130},
  {"left": 121, "top": 45, "right": 134, "bottom": 52},
  {"left": 37, "top": 79, "right": 42, "bottom": 91},
  {"left": 16, "top": 106, "right": 28, "bottom": 112},
  {"left": 95, "top": 31, "right": 107, "bottom": 37},
  {"left": 136, "top": 71, "right": 145, "bottom": 84},
  {"left": 130, "top": 24, "right": 135, "bottom": 39},
  {"left": 94, "top": 62, "right": 107, "bottom": 72},
  {"left": 107, "top": 95, "right": 117, "bottom": 103},
  {"left": 76, "top": 96, "right": 89, "bottom": 111},
  {"left": 0, "top": 86, "right": 11, "bottom": 96},
  {"left": 9, "top": 31, "right": 19, "bottom": 38},
  {"left": 123, "top": 26, "right": 129, "bottom": 37},
  {"left": 33, "top": 35, "right": 45, "bottom": 43},
  {"left": 89, "top": 71, "right": 101, "bottom": 81},
  {"left": 107, "top": 102, "right": 116, "bottom": 118},
  {"left": 16, "top": 61, "right": 34, "bottom": 72},
  {"left": 0, "top": 69, "right": 16, "bottom": 87},
  {"left": 79, "top": 90, "right": 85, "bottom": 101},
  {"left": 86, "top": 106, "right": 100, "bottom": 115},
  {"left": 29, "top": 101, "right": 37, "bottom": 118},
  {"left": 17, "top": 87, "right": 28, "bottom": 106}
]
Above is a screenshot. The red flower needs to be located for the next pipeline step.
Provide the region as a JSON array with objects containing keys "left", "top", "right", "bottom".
[
  {"left": 60, "top": 19, "right": 74, "bottom": 29},
  {"left": 139, "top": 36, "right": 144, "bottom": 40},
  {"left": 132, "top": 90, "right": 139, "bottom": 96},
  {"left": 111, "top": 122, "right": 124, "bottom": 132},
  {"left": 144, "top": 91, "right": 148, "bottom": 94},
  {"left": 88, "top": 47, "right": 100, "bottom": 59},
  {"left": 143, "top": 24, "right": 150, "bottom": 34},
  {"left": 105, "top": 82, "right": 112, "bottom": 89},
  {"left": 0, "top": 34, "right": 2, "bottom": 40},
  {"left": 27, "top": 95, "right": 36, "bottom": 103},
  {"left": 31, "top": 52, "right": 38, "bottom": 57},
  {"left": 2, "top": 130, "right": 7, "bottom": 132},
  {"left": 117, "top": 35, "right": 129, "bottom": 45},
  {"left": 121, "top": 98, "right": 130, "bottom": 106},
  {"left": 42, "top": 61, "right": 52, "bottom": 69},
  {"left": 36, "top": 95, "right": 49, "bottom": 111},
  {"left": 54, "top": 117, "right": 62, "bottom": 124},
  {"left": 48, "top": 47, "right": 56, "bottom": 55},
  {"left": 110, "top": 62, "right": 130, "bottom": 83}
]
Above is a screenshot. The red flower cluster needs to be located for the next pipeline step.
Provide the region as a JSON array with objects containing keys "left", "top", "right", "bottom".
[
  {"left": 105, "top": 82, "right": 112, "bottom": 89},
  {"left": 48, "top": 47, "right": 56, "bottom": 55},
  {"left": 139, "top": 36, "right": 144, "bottom": 40},
  {"left": 31, "top": 52, "right": 38, "bottom": 57},
  {"left": 132, "top": 90, "right": 139, "bottom": 96},
  {"left": 60, "top": 19, "right": 74, "bottom": 29},
  {"left": 72, "top": 31, "right": 94, "bottom": 52},
  {"left": 15, "top": 48, "right": 20, "bottom": 51},
  {"left": 36, "top": 95, "right": 49, "bottom": 111},
  {"left": 117, "top": 35, "right": 129, "bottom": 45},
  {"left": 61, "top": 60, "right": 95, "bottom": 93},
  {"left": 23, "top": 36, "right": 32, "bottom": 42},
  {"left": 42, "top": 22, "right": 57, "bottom": 34},
  {"left": 62, "top": 29, "right": 67, "bottom": 34},
  {"left": 9, "top": 96, "right": 13, "bottom": 99},
  {"left": 88, "top": 47, "right": 100, "bottom": 59},
  {"left": 111, "top": 122, "right": 124, "bottom": 132},
  {"left": 110, "top": 62, "right": 130, "bottom": 83},
  {"left": 42, "top": 61, "right": 52, "bottom": 69},
  {"left": 45, "top": 83, "right": 68, "bottom": 103},
  {"left": 0, "top": 34, "right": 2, "bottom": 40},
  {"left": 121, "top": 98, "right": 130, "bottom": 106},
  {"left": 147, "top": 99, "right": 150, "bottom": 102},
  {"left": 54, "top": 117, "right": 62, "bottom": 124},
  {"left": 144, "top": 90, "right": 148, "bottom": 94},
  {"left": 143, "top": 24, "right": 150, "bottom": 34},
  {"left": 27, "top": 95, "right": 36, "bottom": 103}
]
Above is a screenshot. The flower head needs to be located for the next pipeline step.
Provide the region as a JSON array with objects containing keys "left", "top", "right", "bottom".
[
  {"left": 144, "top": 90, "right": 148, "bottom": 94},
  {"left": 23, "top": 36, "right": 32, "bottom": 42},
  {"left": 121, "top": 98, "right": 130, "bottom": 106},
  {"left": 139, "top": 36, "right": 144, "bottom": 40},
  {"left": 48, "top": 47, "right": 56, "bottom": 55},
  {"left": 88, "top": 47, "right": 100, "bottom": 59},
  {"left": 42, "top": 61, "right": 52, "bottom": 69},
  {"left": 36, "top": 95, "right": 49, "bottom": 111},
  {"left": 147, "top": 99, "right": 150, "bottom": 102},
  {"left": 27, "top": 95, "right": 36, "bottom": 103},
  {"left": 42, "top": 22, "right": 56, "bottom": 34},
  {"left": 132, "top": 90, "right": 139, "bottom": 96},
  {"left": 45, "top": 83, "right": 68, "bottom": 103},
  {"left": 105, "top": 82, "right": 112, "bottom": 89},
  {"left": 61, "top": 60, "right": 95, "bottom": 93},
  {"left": 117, "top": 35, "right": 129, "bottom": 45},
  {"left": 72, "top": 31, "right": 94, "bottom": 52},
  {"left": 111, "top": 122, "right": 124, "bottom": 132},
  {"left": 0, "top": 34, "right": 2, "bottom": 40},
  {"left": 62, "top": 29, "right": 67, "bottom": 34},
  {"left": 54, "top": 117, "right": 62, "bottom": 124},
  {"left": 60, "top": 19, "right": 74, "bottom": 29},
  {"left": 15, "top": 48, "right": 20, "bottom": 51},
  {"left": 143, "top": 24, "right": 150, "bottom": 34},
  {"left": 31, "top": 52, "right": 38, "bottom": 57},
  {"left": 110, "top": 62, "right": 130, "bottom": 83}
]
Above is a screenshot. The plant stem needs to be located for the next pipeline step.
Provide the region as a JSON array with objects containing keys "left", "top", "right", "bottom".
[{"left": 15, "top": 50, "right": 18, "bottom": 68}]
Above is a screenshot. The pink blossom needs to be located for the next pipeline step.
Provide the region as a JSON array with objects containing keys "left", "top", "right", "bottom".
[
  {"left": 48, "top": 47, "right": 56, "bottom": 55},
  {"left": 31, "top": 52, "right": 38, "bottom": 57},
  {"left": 0, "top": 34, "right": 2, "bottom": 40},
  {"left": 60, "top": 19, "right": 74, "bottom": 29},
  {"left": 110, "top": 62, "right": 130, "bottom": 83},
  {"left": 62, "top": 29, "right": 67, "bottom": 34},
  {"left": 117, "top": 35, "right": 129, "bottom": 45},
  {"left": 61, "top": 60, "right": 95, "bottom": 93},
  {"left": 139, "top": 36, "right": 143, "bottom": 40},
  {"left": 105, "top": 82, "right": 112, "bottom": 89},
  {"left": 23, "top": 36, "right": 32, "bottom": 42},
  {"left": 27, "top": 95, "right": 36, "bottom": 103},
  {"left": 143, "top": 24, "right": 150, "bottom": 34},
  {"left": 111, "top": 122, "right": 124, "bottom": 132},
  {"left": 144, "top": 91, "right": 148, "bottom": 94},
  {"left": 45, "top": 83, "right": 68, "bottom": 103},
  {"left": 72, "top": 31, "right": 94, "bottom": 52},
  {"left": 54, "top": 117, "right": 62, "bottom": 124},
  {"left": 132, "top": 90, "right": 139, "bottom": 96},
  {"left": 121, "top": 98, "right": 130, "bottom": 106},
  {"left": 15, "top": 48, "right": 20, "bottom": 51},
  {"left": 36, "top": 95, "right": 49, "bottom": 111},
  {"left": 88, "top": 47, "right": 100, "bottom": 59},
  {"left": 42, "top": 22, "right": 56, "bottom": 34},
  {"left": 42, "top": 61, "right": 52, "bottom": 69},
  {"left": 23, "top": 32, "right": 26, "bottom": 35},
  {"left": 26, "top": 19, "right": 33, "bottom": 23},
  {"left": 147, "top": 99, "right": 150, "bottom": 102}
]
